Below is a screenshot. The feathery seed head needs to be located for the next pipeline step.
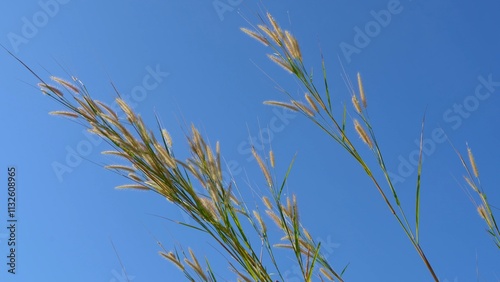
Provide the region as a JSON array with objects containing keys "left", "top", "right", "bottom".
[
  {"left": 269, "top": 150, "right": 275, "bottom": 168},
  {"left": 115, "top": 98, "right": 135, "bottom": 122},
  {"left": 262, "top": 196, "right": 273, "bottom": 210},
  {"left": 51, "top": 76, "right": 80, "bottom": 94},
  {"left": 39, "top": 83, "right": 63, "bottom": 97},
  {"left": 253, "top": 210, "right": 267, "bottom": 233},
  {"left": 467, "top": 144, "right": 479, "bottom": 178},
  {"left": 267, "top": 54, "right": 293, "bottom": 74},
  {"left": 115, "top": 184, "right": 149, "bottom": 190},
  {"left": 292, "top": 100, "right": 314, "bottom": 117},
  {"left": 284, "top": 30, "right": 302, "bottom": 61},
  {"left": 351, "top": 95, "right": 362, "bottom": 114},
  {"left": 252, "top": 147, "right": 273, "bottom": 187},
  {"left": 266, "top": 210, "right": 282, "bottom": 229},
  {"left": 263, "top": 100, "right": 299, "bottom": 112},
  {"left": 49, "top": 111, "right": 79, "bottom": 118},
  {"left": 304, "top": 93, "right": 319, "bottom": 113},
  {"left": 477, "top": 205, "right": 493, "bottom": 228},
  {"left": 354, "top": 119, "right": 373, "bottom": 148},
  {"left": 357, "top": 72, "right": 367, "bottom": 108},
  {"left": 105, "top": 164, "right": 136, "bottom": 173},
  {"left": 257, "top": 24, "right": 280, "bottom": 44},
  {"left": 266, "top": 13, "right": 282, "bottom": 38},
  {"left": 161, "top": 129, "right": 173, "bottom": 148},
  {"left": 240, "top": 27, "right": 269, "bottom": 46},
  {"left": 160, "top": 252, "right": 184, "bottom": 271}
]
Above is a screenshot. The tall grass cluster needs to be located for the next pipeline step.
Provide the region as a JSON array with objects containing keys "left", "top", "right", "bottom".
[{"left": 10, "top": 8, "right": 498, "bottom": 282}]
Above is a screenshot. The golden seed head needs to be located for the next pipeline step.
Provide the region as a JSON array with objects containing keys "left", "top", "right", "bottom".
[
  {"left": 257, "top": 24, "right": 280, "bottom": 44},
  {"left": 477, "top": 205, "right": 493, "bottom": 228},
  {"left": 95, "top": 100, "right": 119, "bottom": 120},
  {"left": 49, "top": 111, "right": 79, "bottom": 118},
  {"left": 351, "top": 95, "right": 362, "bottom": 114},
  {"left": 269, "top": 150, "right": 275, "bottom": 168},
  {"left": 51, "top": 76, "right": 80, "bottom": 94},
  {"left": 105, "top": 164, "right": 136, "bottom": 173},
  {"left": 357, "top": 72, "right": 367, "bottom": 108},
  {"left": 252, "top": 147, "right": 273, "bottom": 187},
  {"left": 263, "top": 100, "right": 299, "bottom": 112},
  {"left": 302, "top": 227, "right": 313, "bottom": 242},
  {"left": 267, "top": 54, "right": 293, "bottom": 74},
  {"left": 304, "top": 93, "right": 319, "bottom": 113},
  {"left": 284, "top": 30, "right": 302, "bottom": 61},
  {"left": 266, "top": 13, "right": 282, "bottom": 38},
  {"left": 115, "top": 98, "right": 135, "bottom": 121},
  {"left": 467, "top": 145, "right": 479, "bottom": 178},
  {"left": 265, "top": 210, "right": 282, "bottom": 229},
  {"left": 159, "top": 252, "right": 184, "bottom": 271},
  {"left": 240, "top": 27, "right": 269, "bottom": 46},
  {"left": 292, "top": 100, "right": 314, "bottom": 117},
  {"left": 161, "top": 129, "right": 173, "bottom": 148},
  {"left": 115, "top": 184, "right": 149, "bottom": 190},
  {"left": 463, "top": 176, "right": 478, "bottom": 192},
  {"left": 39, "top": 83, "right": 63, "bottom": 97},
  {"left": 354, "top": 119, "right": 373, "bottom": 148},
  {"left": 128, "top": 173, "right": 142, "bottom": 182},
  {"left": 253, "top": 210, "right": 267, "bottom": 233},
  {"left": 262, "top": 196, "right": 273, "bottom": 210}
]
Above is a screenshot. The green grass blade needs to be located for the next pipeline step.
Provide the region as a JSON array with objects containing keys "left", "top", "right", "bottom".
[
  {"left": 415, "top": 114, "right": 426, "bottom": 243},
  {"left": 321, "top": 52, "right": 332, "bottom": 112}
]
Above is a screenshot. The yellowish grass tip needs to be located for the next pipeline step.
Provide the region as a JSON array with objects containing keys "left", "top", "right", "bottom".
[
  {"left": 240, "top": 27, "right": 269, "bottom": 46},
  {"left": 467, "top": 144, "right": 479, "bottom": 178},
  {"left": 115, "top": 184, "right": 149, "bottom": 190},
  {"left": 292, "top": 100, "right": 314, "bottom": 117},
  {"left": 267, "top": 54, "right": 293, "bottom": 74},
  {"left": 357, "top": 72, "right": 367, "bottom": 108},
  {"left": 161, "top": 129, "right": 173, "bottom": 147},
  {"left": 263, "top": 100, "right": 299, "bottom": 112},
  {"left": 262, "top": 196, "right": 273, "bottom": 210},
  {"left": 351, "top": 94, "right": 362, "bottom": 114},
  {"left": 51, "top": 76, "right": 80, "bottom": 94},
  {"left": 252, "top": 147, "right": 273, "bottom": 187},
  {"left": 304, "top": 93, "right": 319, "bottom": 113},
  {"left": 269, "top": 150, "right": 275, "bottom": 168},
  {"left": 38, "top": 83, "right": 63, "bottom": 97},
  {"left": 284, "top": 30, "right": 302, "bottom": 61},
  {"left": 354, "top": 119, "right": 373, "bottom": 148},
  {"left": 253, "top": 210, "right": 266, "bottom": 233},
  {"left": 49, "top": 111, "right": 79, "bottom": 118}
]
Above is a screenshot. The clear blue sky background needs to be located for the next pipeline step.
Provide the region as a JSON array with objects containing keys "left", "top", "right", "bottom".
[{"left": 0, "top": 1, "right": 499, "bottom": 281}]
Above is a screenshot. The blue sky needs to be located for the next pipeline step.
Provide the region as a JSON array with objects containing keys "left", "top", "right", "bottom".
[{"left": 0, "top": 0, "right": 499, "bottom": 281}]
